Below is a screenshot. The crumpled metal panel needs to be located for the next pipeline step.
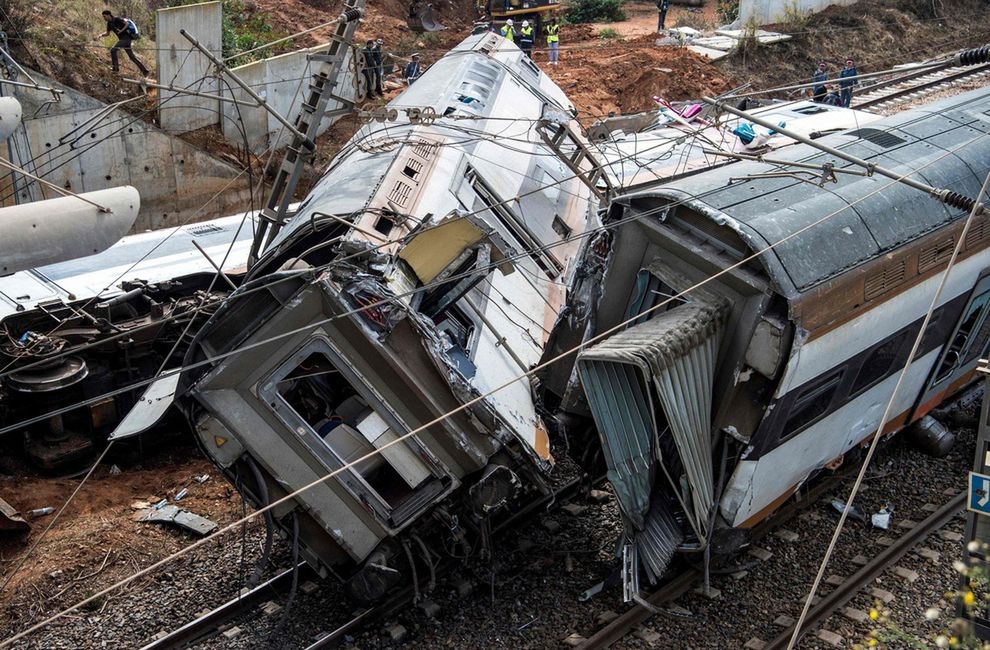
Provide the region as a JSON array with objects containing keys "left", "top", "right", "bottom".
[
  {"left": 634, "top": 496, "right": 684, "bottom": 583},
  {"left": 579, "top": 359, "right": 655, "bottom": 529},
  {"left": 581, "top": 301, "right": 726, "bottom": 528}
]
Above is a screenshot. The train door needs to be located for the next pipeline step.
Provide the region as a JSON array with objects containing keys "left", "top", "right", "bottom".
[{"left": 914, "top": 269, "right": 990, "bottom": 419}]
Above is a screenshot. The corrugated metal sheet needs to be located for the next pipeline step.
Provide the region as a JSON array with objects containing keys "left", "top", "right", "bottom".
[{"left": 578, "top": 298, "right": 726, "bottom": 579}]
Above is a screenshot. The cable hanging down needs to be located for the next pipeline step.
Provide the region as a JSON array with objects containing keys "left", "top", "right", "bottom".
[{"left": 1, "top": 130, "right": 986, "bottom": 648}]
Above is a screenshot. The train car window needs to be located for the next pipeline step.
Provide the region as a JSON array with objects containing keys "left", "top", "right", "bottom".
[
  {"left": 259, "top": 339, "right": 449, "bottom": 528},
  {"left": 625, "top": 269, "right": 682, "bottom": 326},
  {"left": 932, "top": 289, "right": 990, "bottom": 385},
  {"left": 849, "top": 331, "right": 909, "bottom": 397},
  {"left": 781, "top": 370, "right": 845, "bottom": 440}
]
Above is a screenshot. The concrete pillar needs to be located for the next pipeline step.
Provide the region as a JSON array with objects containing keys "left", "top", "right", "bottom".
[{"left": 156, "top": 1, "right": 222, "bottom": 133}]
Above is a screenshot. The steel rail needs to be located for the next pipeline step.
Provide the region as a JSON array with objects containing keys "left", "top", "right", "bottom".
[
  {"left": 854, "top": 64, "right": 990, "bottom": 110},
  {"left": 765, "top": 491, "right": 966, "bottom": 650},
  {"left": 576, "top": 467, "right": 856, "bottom": 650},
  {"left": 139, "top": 562, "right": 313, "bottom": 650},
  {"left": 140, "top": 474, "right": 590, "bottom": 648}
]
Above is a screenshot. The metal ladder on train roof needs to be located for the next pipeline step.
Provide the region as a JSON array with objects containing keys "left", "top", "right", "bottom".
[
  {"left": 536, "top": 114, "right": 613, "bottom": 203},
  {"left": 247, "top": 0, "right": 367, "bottom": 267}
]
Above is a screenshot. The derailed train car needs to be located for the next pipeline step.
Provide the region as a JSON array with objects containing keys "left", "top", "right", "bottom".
[
  {"left": 539, "top": 86, "right": 990, "bottom": 589},
  {"left": 177, "top": 32, "right": 597, "bottom": 599}
]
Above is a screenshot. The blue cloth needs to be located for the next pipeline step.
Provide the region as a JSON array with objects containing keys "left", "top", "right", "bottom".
[
  {"left": 404, "top": 61, "right": 421, "bottom": 83},
  {"left": 732, "top": 123, "right": 756, "bottom": 145},
  {"left": 838, "top": 66, "right": 858, "bottom": 88},
  {"left": 812, "top": 69, "right": 828, "bottom": 98}
]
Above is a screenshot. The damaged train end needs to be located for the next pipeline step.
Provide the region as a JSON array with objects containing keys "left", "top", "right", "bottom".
[
  {"left": 176, "top": 31, "right": 598, "bottom": 601},
  {"left": 540, "top": 87, "right": 990, "bottom": 595}
]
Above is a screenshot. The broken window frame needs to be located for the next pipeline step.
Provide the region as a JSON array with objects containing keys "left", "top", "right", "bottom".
[
  {"left": 625, "top": 268, "right": 681, "bottom": 327},
  {"left": 779, "top": 369, "right": 845, "bottom": 442},
  {"left": 930, "top": 273, "right": 990, "bottom": 387},
  {"left": 848, "top": 329, "right": 911, "bottom": 398},
  {"left": 466, "top": 165, "right": 564, "bottom": 280},
  {"left": 259, "top": 335, "right": 448, "bottom": 529}
]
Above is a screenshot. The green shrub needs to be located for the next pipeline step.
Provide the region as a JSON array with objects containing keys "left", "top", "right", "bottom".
[
  {"left": 566, "top": 0, "right": 626, "bottom": 24},
  {"left": 167, "top": 0, "right": 287, "bottom": 62},
  {"left": 716, "top": 0, "right": 739, "bottom": 24},
  {"left": 598, "top": 27, "right": 621, "bottom": 39}
]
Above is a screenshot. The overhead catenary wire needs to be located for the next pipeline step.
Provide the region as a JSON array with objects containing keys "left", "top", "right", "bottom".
[
  {"left": 3, "top": 82, "right": 983, "bottom": 384},
  {"left": 785, "top": 168, "right": 990, "bottom": 650},
  {"left": 2, "top": 131, "right": 984, "bottom": 647},
  {"left": 0, "top": 74, "right": 267, "bottom": 595}
]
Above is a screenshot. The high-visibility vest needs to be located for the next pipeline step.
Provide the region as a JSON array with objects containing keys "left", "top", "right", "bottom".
[
  {"left": 520, "top": 26, "right": 533, "bottom": 41},
  {"left": 500, "top": 25, "right": 515, "bottom": 41},
  {"left": 546, "top": 24, "right": 559, "bottom": 43}
]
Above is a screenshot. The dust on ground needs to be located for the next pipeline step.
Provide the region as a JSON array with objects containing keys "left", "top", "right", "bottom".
[
  {"left": 540, "top": 32, "right": 739, "bottom": 123},
  {"left": 0, "top": 448, "right": 247, "bottom": 627}
]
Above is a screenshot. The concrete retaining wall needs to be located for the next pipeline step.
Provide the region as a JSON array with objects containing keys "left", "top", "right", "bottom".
[
  {"left": 222, "top": 45, "right": 359, "bottom": 153},
  {"left": 157, "top": 1, "right": 222, "bottom": 134},
  {"left": 8, "top": 71, "right": 253, "bottom": 233},
  {"left": 738, "top": 0, "right": 857, "bottom": 26}
]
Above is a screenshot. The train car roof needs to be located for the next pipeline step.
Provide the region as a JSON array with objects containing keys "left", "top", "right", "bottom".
[
  {"left": 619, "top": 86, "right": 990, "bottom": 296},
  {"left": 0, "top": 211, "right": 259, "bottom": 321}
]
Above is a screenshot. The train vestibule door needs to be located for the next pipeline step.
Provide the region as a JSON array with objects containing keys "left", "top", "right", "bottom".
[{"left": 914, "top": 269, "right": 990, "bottom": 421}]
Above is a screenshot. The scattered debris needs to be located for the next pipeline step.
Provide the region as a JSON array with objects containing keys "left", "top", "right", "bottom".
[
  {"left": 561, "top": 503, "right": 587, "bottom": 517},
  {"left": 173, "top": 488, "right": 188, "bottom": 502},
  {"left": 385, "top": 623, "right": 408, "bottom": 643},
  {"left": 830, "top": 499, "right": 868, "bottom": 523},
  {"left": 0, "top": 497, "right": 30, "bottom": 533},
  {"left": 24, "top": 507, "right": 54, "bottom": 520},
  {"left": 135, "top": 504, "right": 218, "bottom": 536},
  {"left": 109, "top": 464, "right": 122, "bottom": 476},
  {"left": 194, "top": 474, "right": 210, "bottom": 484},
  {"left": 871, "top": 505, "right": 892, "bottom": 529}
]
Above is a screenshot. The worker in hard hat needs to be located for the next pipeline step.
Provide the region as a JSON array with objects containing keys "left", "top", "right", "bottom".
[
  {"left": 500, "top": 18, "right": 517, "bottom": 42},
  {"left": 545, "top": 18, "right": 560, "bottom": 65},
  {"left": 519, "top": 20, "right": 534, "bottom": 57}
]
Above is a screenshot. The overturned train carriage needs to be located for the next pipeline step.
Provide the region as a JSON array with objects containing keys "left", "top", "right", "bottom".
[
  {"left": 540, "top": 87, "right": 990, "bottom": 587},
  {"left": 177, "top": 32, "right": 596, "bottom": 599}
]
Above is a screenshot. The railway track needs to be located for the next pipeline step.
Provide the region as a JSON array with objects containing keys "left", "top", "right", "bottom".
[
  {"left": 763, "top": 491, "right": 965, "bottom": 650},
  {"left": 852, "top": 63, "right": 990, "bottom": 110},
  {"left": 575, "top": 468, "right": 855, "bottom": 650},
  {"left": 576, "top": 489, "right": 966, "bottom": 650},
  {"left": 140, "top": 474, "right": 591, "bottom": 649}
]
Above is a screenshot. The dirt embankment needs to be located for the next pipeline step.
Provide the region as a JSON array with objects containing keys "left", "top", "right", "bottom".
[
  {"left": 0, "top": 448, "right": 247, "bottom": 625},
  {"left": 543, "top": 33, "right": 739, "bottom": 122},
  {"left": 719, "top": 0, "right": 990, "bottom": 93}
]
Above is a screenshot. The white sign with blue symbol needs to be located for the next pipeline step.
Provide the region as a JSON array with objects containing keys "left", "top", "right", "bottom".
[{"left": 968, "top": 472, "right": 990, "bottom": 515}]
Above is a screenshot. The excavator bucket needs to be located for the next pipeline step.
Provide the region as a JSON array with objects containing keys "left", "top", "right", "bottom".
[{"left": 407, "top": 1, "right": 445, "bottom": 32}]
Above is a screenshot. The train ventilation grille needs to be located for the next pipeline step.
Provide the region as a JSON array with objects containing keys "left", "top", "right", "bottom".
[
  {"left": 186, "top": 224, "right": 227, "bottom": 236},
  {"left": 412, "top": 140, "right": 438, "bottom": 160},
  {"left": 845, "top": 128, "right": 907, "bottom": 148},
  {"left": 864, "top": 260, "right": 906, "bottom": 301},
  {"left": 387, "top": 180, "right": 413, "bottom": 208},
  {"left": 966, "top": 216, "right": 989, "bottom": 249},
  {"left": 918, "top": 237, "right": 956, "bottom": 272}
]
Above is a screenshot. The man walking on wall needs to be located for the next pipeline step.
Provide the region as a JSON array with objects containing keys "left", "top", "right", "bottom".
[{"left": 97, "top": 10, "right": 150, "bottom": 76}]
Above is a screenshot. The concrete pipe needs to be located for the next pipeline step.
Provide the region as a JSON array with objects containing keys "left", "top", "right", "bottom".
[
  {"left": 0, "top": 185, "right": 140, "bottom": 274},
  {"left": 0, "top": 97, "right": 22, "bottom": 141}
]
